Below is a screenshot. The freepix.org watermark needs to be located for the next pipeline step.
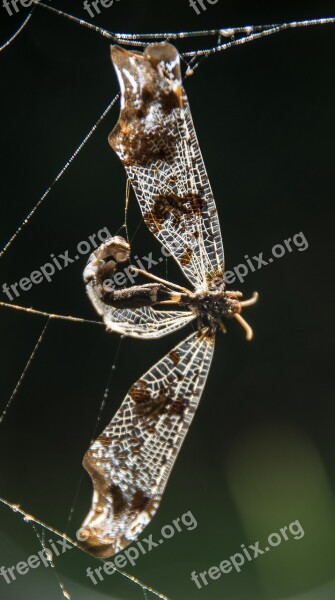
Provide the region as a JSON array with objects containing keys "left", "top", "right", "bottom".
[
  {"left": 217, "top": 230, "right": 308, "bottom": 286},
  {"left": 98, "top": 230, "right": 309, "bottom": 293},
  {"left": 190, "top": 519, "right": 305, "bottom": 590},
  {"left": 86, "top": 510, "right": 197, "bottom": 585},
  {"left": 0, "top": 509, "right": 197, "bottom": 586},
  {"left": 83, "top": 0, "right": 120, "bottom": 19},
  {"left": 2, "top": 0, "right": 51, "bottom": 16},
  {"left": 189, "top": 0, "right": 220, "bottom": 15},
  {"left": 1, "top": 229, "right": 308, "bottom": 302},
  {"left": 0, "top": 537, "right": 74, "bottom": 584},
  {"left": 1, "top": 226, "right": 112, "bottom": 301}
]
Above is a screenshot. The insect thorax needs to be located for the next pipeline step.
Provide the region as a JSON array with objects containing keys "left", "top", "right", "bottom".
[{"left": 186, "top": 289, "right": 242, "bottom": 330}]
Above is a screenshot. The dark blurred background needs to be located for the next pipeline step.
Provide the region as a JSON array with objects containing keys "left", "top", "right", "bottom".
[{"left": 0, "top": 1, "right": 334, "bottom": 598}]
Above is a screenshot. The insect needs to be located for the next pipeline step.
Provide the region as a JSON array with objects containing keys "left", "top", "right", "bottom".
[{"left": 78, "top": 42, "right": 258, "bottom": 557}]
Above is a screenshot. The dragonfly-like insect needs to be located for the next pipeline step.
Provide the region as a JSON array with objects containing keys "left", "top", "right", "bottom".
[{"left": 78, "top": 42, "right": 258, "bottom": 557}]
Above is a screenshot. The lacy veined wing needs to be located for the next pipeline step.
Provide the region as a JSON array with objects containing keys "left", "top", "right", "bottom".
[
  {"left": 109, "top": 43, "right": 225, "bottom": 290},
  {"left": 79, "top": 329, "right": 214, "bottom": 556}
]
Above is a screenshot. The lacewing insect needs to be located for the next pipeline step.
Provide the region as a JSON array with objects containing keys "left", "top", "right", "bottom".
[{"left": 78, "top": 42, "right": 258, "bottom": 557}]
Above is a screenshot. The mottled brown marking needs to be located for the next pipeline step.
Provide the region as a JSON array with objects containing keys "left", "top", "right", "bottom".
[
  {"left": 137, "top": 393, "right": 169, "bottom": 419},
  {"left": 110, "top": 121, "right": 169, "bottom": 166},
  {"left": 206, "top": 269, "right": 224, "bottom": 288},
  {"left": 180, "top": 248, "right": 193, "bottom": 266},
  {"left": 131, "top": 489, "right": 151, "bottom": 511},
  {"left": 169, "top": 396, "right": 188, "bottom": 418},
  {"left": 160, "top": 89, "right": 182, "bottom": 113},
  {"left": 98, "top": 434, "right": 111, "bottom": 447},
  {"left": 108, "top": 45, "right": 184, "bottom": 166},
  {"left": 128, "top": 435, "right": 140, "bottom": 445},
  {"left": 168, "top": 350, "right": 181, "bottom": 366},
  {"left": 108, "top": 484, "right": 127, "bottom": 515},
  {"left": 144, "top": 192, "right": 205, "bottom": 234},
  {"left": 133, "top": 381, "right": 188, "bottom": 423},
  {"left": 199, "top": 328, "right": 216, "bottom": 343},
  {"left": 129, "top": 380, "right": 151, "bottom": 403},
  {"left": 116, "top": 452, "right": 127, "bottom": 462},
  {"left": 130, "top": 382, "right": 175, "bottom": 425},
  {"left": 141, "top": 84, "right": 155, "bottom": 105}
]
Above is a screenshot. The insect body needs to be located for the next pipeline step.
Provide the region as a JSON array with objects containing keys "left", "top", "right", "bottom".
[{"left": 84, "top": 235, "right": 257, "bottom": 334}]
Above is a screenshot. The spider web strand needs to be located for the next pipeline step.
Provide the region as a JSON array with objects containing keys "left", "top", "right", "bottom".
[
  {"left": 29, "top": 4, "right": 335, "bottom": 48},
  {"left": 0, "top": 11, "right": 34, "bottom": 53},
  {"left": 0, "top": 300, "right": 103, "bottom": 326},
  {"left": 32, "top": 523, "right": 71, "bottom": 599},
  {"left": 182, "top": 17, "right": 335, "bottom": 59},
  {"left": 0, "top": 497, "right": 169, "bottom": 599},
  {"left": 0, "top": 318, "right": 50, "bottom": 425},
  {"left": 113, "top": 17, "right": 335, "bottom": 42},
  {"left": 0, "top": 95, "right": 119, "bottom": 260},
  {"left": 64, "top": 336, "right": 124, "bottom": 533},
  {"left": 32, "top": 0, "right": 116, "bottom": 41}
]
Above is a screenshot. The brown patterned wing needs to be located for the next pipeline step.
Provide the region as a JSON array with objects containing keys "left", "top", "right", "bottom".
[
  {"left": 79, "top": 329, "right": 215, "bottom": 557},
  {"left": 108, "top": 43, "right": 224, "bottom": 290}
]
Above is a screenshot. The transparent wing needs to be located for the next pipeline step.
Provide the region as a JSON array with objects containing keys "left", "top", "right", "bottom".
[
  {"left": 86, "top": 281, "right": 195, "bottom": 339},
  {"left": 79, "top": 329, "right": 215, "bottom": 556},
  {"left": 109, "top": 43, "right": 224, "bottom": 289}
]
